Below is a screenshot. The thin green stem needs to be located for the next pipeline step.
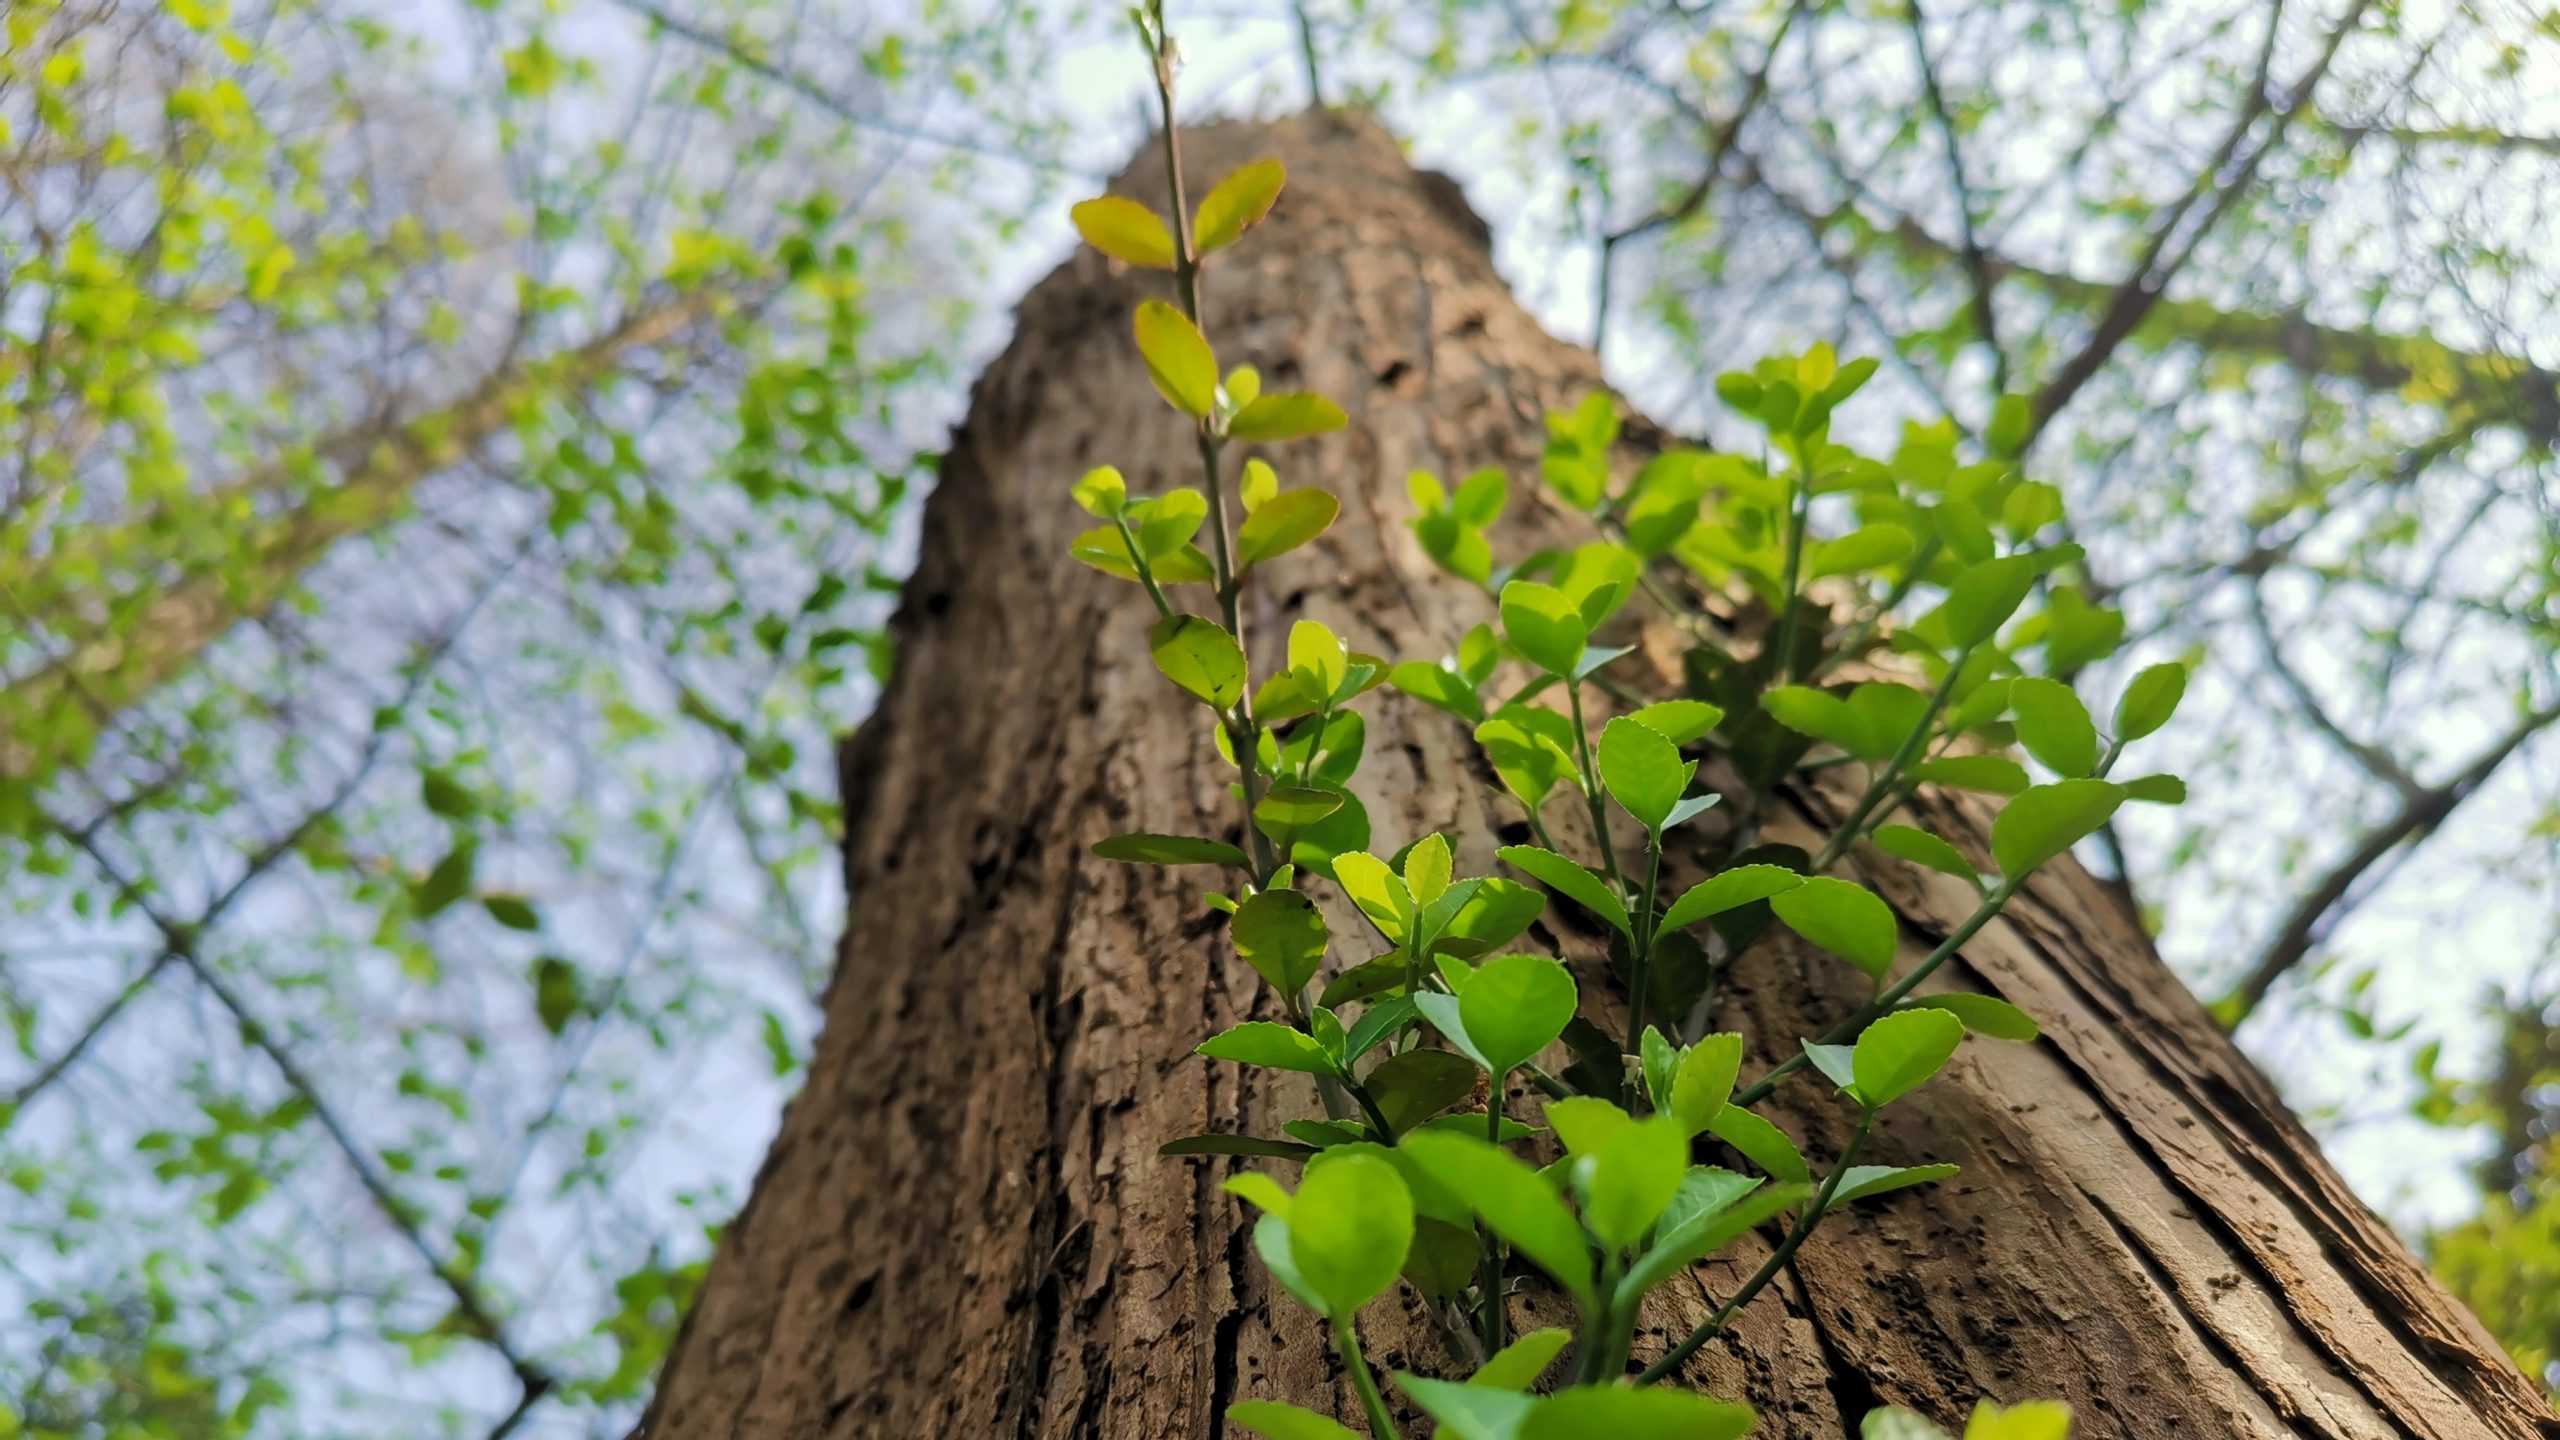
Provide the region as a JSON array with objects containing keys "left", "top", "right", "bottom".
[
  {"left": 1336, "top": 1319, "right": 1401, "bottom": 1439},
  {"left": 1478, "top": 1074, "right": 1510, "bottom": 1354},
  {"left": 1622, "top": 830, "right": 1664, "bottom": 1104},
  {"left": 1111, "top": 516, "right": 1177, "bottom": 620},
  {"left": 1809, "top": 644, "right": 1976, "bottom": 873},
  {"left": 1771, "top": 459, "right": 1814, "bottom": 682},
  {"left": 1637, "top": 1110, "right": 1872, "bottom": 1384},
  {"left": 1565, "top": 679, "right": 1626, "bottom": 893}
]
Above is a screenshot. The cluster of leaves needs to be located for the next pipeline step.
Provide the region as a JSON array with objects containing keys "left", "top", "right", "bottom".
[{"left": 1063, "top": 7, "right": 2190, "bottom": 1434}]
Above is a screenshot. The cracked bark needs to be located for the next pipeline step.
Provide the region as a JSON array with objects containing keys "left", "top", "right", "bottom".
[{"left": 640, "top": 112, "right": 2556, "bottom": 1440}]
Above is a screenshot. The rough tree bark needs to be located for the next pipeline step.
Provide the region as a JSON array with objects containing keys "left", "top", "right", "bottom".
[{"left": 641, "top": 113, "right": 2555, "bottom": 1440}]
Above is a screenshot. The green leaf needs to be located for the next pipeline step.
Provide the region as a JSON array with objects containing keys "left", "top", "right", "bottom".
[
  {"left": 416, "top": 842, "right": 476, "bottom": 918},
  {"left": 1802, "top": 1041, "right": 1860, "bottom": 1091},
  {"left": 1522, "top": 1386, "right": 1755, "bottom": 1440},
  {"left": 1770, "top": 877, "right": 1898, "bottom": 980},
  {"left": 1964, "top": 1400, "right": 2074, "bottom": 1440},
  {"left": 1435, "top": 879, "right": 1545, "bottom": 959},
  {"left": 1871, "top": 825, "right": 1979, "bottom": 883},
  {"left": 1629, "top": 699, "right": 1723, "bottom": 745},
  {"left": 1365, "top": 1049, "right": 1480, "bottom": 1135},
  {"left": 1670, "top": 1033, "right": 1744, "bottom": 1135},
  {"left": 1070, "top": 195, "right": 1176, "bottom": 268},
  {"left": 529, "top": 955, "right": 578, "bottom": 1035},
  {"left": 2114, "top": 662, "right": 2188, "bottom": 742},
  {"left": 1467, "top": 1328, "right": 1573, "bottom": 1390},
  {"left": 1808, "top": 523, "right": 1915, "bottom": 579},
  {"left": 1597, "top": 717, "right": 1694, "bottom": 831},
  {"left": 1230, "top": 393, "right": 1348, "bottom": 444},
  {"left": 1133, "top": 299, "right": 1218, "bottom": 415},
  {"left": 1072, "top": 465, "right": 1127, "bottom": 517},
  {"left": 1194, "top": 157, "right": 1286, "bottom": 252},
  {"left": 1148, "top": 614, "right": 1247, "bottom": 707},
  {"left": 1161, "top": 1133, "right": 1321, "bottom": 1160},
  {"left": 1622, "top": 1173, "right": 1806, "bottom": 1299},
  {"left": 1986, "top": 393, "right": 2033, "bottom": 456},
  {"left": 1228, "top": 1401, "right": 1361, "bottom": 1440},
  {"left": 1705, "top": 1104, "right": 1807, "bottom": 1184},
  {"left": 1496, "top": 844, "right": 1632, "bottom": 938},
  {"left": 1863, "top": 1410, "right": 1955, "bottom": 1440},
  {"left": 1331, "top": 850, "right": 1413, "bottom": 943},
  {"left": 1906, "top": 993, "right": 2040, "bottom": 1042},
  {"left": 1475, "top": 706, "right": 1578, "bottom": 812},
  {"left": 1990, "top": 779, "right": 2125, "bottom": 877},
  {"left": 1456, "top": 953, "right": 1578, "bottom": 1076},
  {"left": 1928, "top": 554, "right": 2037, "bottom": 649},
  {"left": 1850, "top": 1008, "right": 1967, "bottom": 1108},
  {"left": 1199, "top": 1021, "right": 1337, "bottom": 1076},
  {"left": 1391, "top": 661, "right": 1485, "bottom": 723},
  {"left": 2122, "top": 773, "right": 2186, "bottom": 805},
  {"left": 1255, "top": 787, "right": 1345, "bottom": 840},
  {"left": 1398, "top": 1375, "right": 1536, "bottom": 1440},
  {"left": 1761, "top": 685, "right": 1886, "bottom": 758},
  {"left": 1290, "top": 1151, "right": 1413, "bottom": 1316},
  {"left": 1398, "top": 1130, "right": 1595, "bottom": 1306},
  {"left": 1660, "top": 865, "right": 1803, "bottom": 932},
  {"left": 1092, "top": 832, "right": 1248, "bottom": 866},
  {"left": 1136, "top": 488, "right": 1210, "bottom": 557},
  {"left": 1404, "top": 833, "right": 1453, "bottom": 906},
  {"left": 1909, "top": 755, "right": 2031, "bottom": 795},
  {"left": 1228, "top": 488, "right": 1339, "bottom": 571},
  {"left": 1580, "top": 1114, "right": 1689, "bottom": 1252},
  {"left": 2009, "top": 677, "right": 2097, "bottom": 777},
  {"left": 1827, "top": 1162, "right": 1961, "bottom": 1210},
  {"left": 482, "top": 895, "right": 539, "bottom": 931},
  {"left": 1498, "top": 581, "right": 1589, "bottom": 677},
  {"left": 1232, "top": 889, "right": 1329, "bottom": 995}
]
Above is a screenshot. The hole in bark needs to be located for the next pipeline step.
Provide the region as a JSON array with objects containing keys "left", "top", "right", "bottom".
[
  {"left": 1377, "top": 359, "right": 1413, "bottom": 388},
  {"left": 924, "top": 590, "right": 952, "bottom": 617}
]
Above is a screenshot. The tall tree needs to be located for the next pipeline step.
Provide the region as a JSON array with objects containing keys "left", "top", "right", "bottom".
[{"left": 642, "top": 113, "right": 2552, "bottom": 1439}]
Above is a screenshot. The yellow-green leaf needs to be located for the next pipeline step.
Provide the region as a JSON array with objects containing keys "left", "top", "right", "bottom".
[
  {"left": 1195, "top": 157, "right": 1286, "bottom": 253},
  {"left": 1230, "top": 392, "right": 1347, "bottom": 443},
  {"left": 1071, "top": 195, "right": 1177, "bottom": 268},
  {"left": 1134, "top": 300, "right": 1218, "bottom": 415}
]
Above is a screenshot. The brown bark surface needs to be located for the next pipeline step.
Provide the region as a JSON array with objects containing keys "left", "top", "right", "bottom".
[{"left": 642, "top": 112, "right": 2555, "bottom": 1440}]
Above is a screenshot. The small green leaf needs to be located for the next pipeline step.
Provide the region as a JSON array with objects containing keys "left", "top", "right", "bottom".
[
  {"left": 1194, "top": 157, "right": 1286, "bottom": 252},
  {"left": 1871, "top": 825, "right": 1979, "bottom": 883},
  {"left": 1232, "top": 489, "right": 1339, "bottom": 569},
  {"left": 2122, "top": 773, "right": 2186, "bottom": 805},
  {"left": 2009, "top": 677, "right": 2097, "bottom": 776},
  {"left": 1133, "top": 299, "right": 1218, "bottom": 415},
  {"left": 1522, "top": 1386, "right": 1755, "bottom": 1440},
  {"left": 1290, "top": 1151, "right": 1414, "bottom": 1316},
  {"left": 1093, "top": 833, "right": 1249, "bottom": 866},
  {"left": 1070, "top": 195, "right": 1176, "bottom": 268},
  {"left": 1580, "top": 1114, "right": 1689, "bottom": 1252},
  {"left": 1366, "top": 1049, "right": 1480, "bottom": 1135},
  {"left": 1404, "top": 833, "right": 1453, "bottom": 906},
  {"left": 1909, "top": 755, "right": 2030, "bottom": 795},
  {"left": 1332, "top": 850, "right": 1414, "bottom": 943},
  {"left": 1671, "top": 1033, "right": 1744, "bottom": 1135},
  {"left": 1498, "top": 581, "right": 1589, "bottom": 677},
  {"left": 1629, "top": 699, "right": 1723, "bottom": 745},
  {"left": 529, "top": 955, "right": 578, "bottom": 1035},
  {"left": 1161, "top": 1133, "right": 1321, "bottom": 1160},
  {"left": 1398, "top": 1374, "right": 1537, "bottom": 1440},
  {"left": 1863, "top": 1410, "right": 1956, "bottom": 1440},
  {"left": 1660, "top": 864, "right": 1803, "bottom": 932},
  {"left": 1906, "top": 993, "right": 2040, "bottom": 1042},
  {"left": 1435, "top": 878, "right": 1546, "bottom": 959},
  {"left": 1199, "top": 1021, "right": 1337, "bottom": 1076},
  {"left": 482, "top": 895, "right": 539, "bottom": 931},
  {"left": 1827, "top": 1162, "right": 1961, "bottom": 1210},
  {"left": 1232, "top": 889, "right": 1329, "bottom": 995},
  {"left": 1802, "top": 1041, "right": 1860, "bottom": 1090},
  {"left": 1770, "top": 877, "right": 1899, "bottom": 980},
  {"left": 1496, "top": 844, "right": 1632, "bottom": 938},
  {"left": 1230, "top": 393, "right": 1348, "bottom": 443},
  {"left": 1228, "top": 1401, "right": 1362, "bottom": 1440},
  {"left": 2114, "top": 662, "right": 2187, "bottom": 742},
  {"left": 1398, "top": 1130, "right": 1595, "bottom": 1306},
  {"left": 1964, "top": 1400, "right": 2074, "bottom": 1440},
  {"left": 1148, "top": 614, "right": 1247, "bottom": 706},
  {"left": 1850, "top": 1008, "right": 1967, "bottom": 1108},
  {"left": 1990, "top": 779, "right": 2125, "bottom": 876},
  {"left": 1928, "top": 554, "right": 2037, "bottom": 649},
  {"left": 1986, "top": 393, "right": 2033, "bottom": 456},
  {"left": 1255, "top": 787, "right": 1345, "bottom": 839},
  {"left": 1761, "top": 685, "right": 1875, "bottom": 758},
  {"left": 416, "top": 842, "right": 476, "bottom": 918},
  {"left": 1458, "top": 953, "right": 1577, "bottom": 1077},
  {"left": 1597, "top": 717, "right": 1694, "bottom": 831},
  {"left": 1072, "top": 464, "right": 1127, "bottom": 516},
  {"left": 1392, "top": 661, "right": 1485, "bottom": 723},
  {"left": 1706, "top": 1104, "right": 1808, "bottom": 1184},
  {"left": 1622, "top": 1174, "right": 1808, "bottom": 1301},
  {"left": 1467, "top": 1328, "right": 1572, "bottom": 1390}
]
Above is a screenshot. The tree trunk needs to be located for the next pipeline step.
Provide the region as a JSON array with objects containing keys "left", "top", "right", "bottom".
[{"left": 641, "top": 112, "right": 2554, "bottom": 1440}]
